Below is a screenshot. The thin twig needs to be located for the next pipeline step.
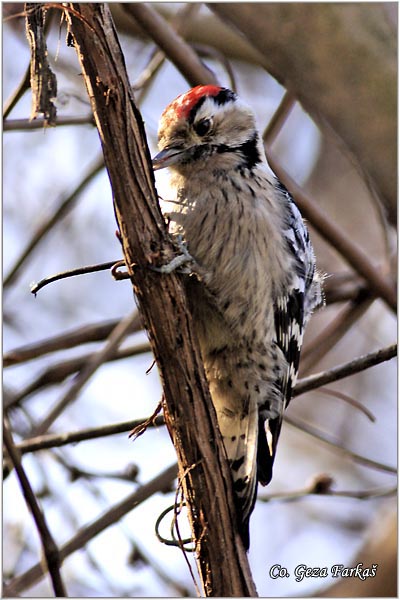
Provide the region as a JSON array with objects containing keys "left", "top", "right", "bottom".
[
  {"left": 129, "top": 401, "right": 163, "bottom": 440},
  {"left": 4, "top": 155, "right": 104, "bottom": 289},
  {"left": 192, "top": 42, "right": 237, "bottom": 92},
  {"left": 133, "top": 3, "right": 201, "bottom": 97},
  {"left": 323, "top": 272, "right": 368, "bottom": 305},
  {"left": 3, "top": 463, "right": 178, "bottom": 597},
  {"left": 260, "top": 484, "right": 396, "bottom": 503},
  {"left": 51, "top": 450, "right": 140, "bottom": 484},
  {"left": 16, "top": 415, "right": 166, "bottom": 455},
  {"left": 3, "top": 420, "right": 67, "bottom": 597},
  {"left": 263, "top": 90, "right": 296, "bottom": 146},
  {"left": 30, "top": 260, "right": 120, "bottom": 295},
  {"left": 294, "top": 343, "right": 397, "bottom": 397},
  {"left": 313, "top": 386, "right": 376, "bottom": 422},
  {"left": 5, "top": 340, "right": 152, "bottom": 410},
  {"left": 3, "top": 115, "right": 95, "bottom": 130},
  {"left": 268, "top": 150, "right": 397, "bottom": 312},
  {"left": 3, "top": 66, "right": 31, "bottom": 120},
  {"left": 4, "top": 315, "right": 141, "bottom": 367},
  {"left": 300, "top": 288, "right": 374, "bottom": 373},
  {"left": 29, "top": 310, "right": 141, "bottom": 437},
  {"left": 284, "top": 414, "right": 396, "bottom": 474}
]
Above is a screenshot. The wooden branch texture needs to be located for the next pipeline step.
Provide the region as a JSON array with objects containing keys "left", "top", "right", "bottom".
[
  {"left": 210, "top": 3, "right": 397, "bottom": 225},
  {"left": 66, "top": 4, "right": 256, "bottom": 596},
  {"left": 25, "top": 3, "right": 57, "bottom": 124}
]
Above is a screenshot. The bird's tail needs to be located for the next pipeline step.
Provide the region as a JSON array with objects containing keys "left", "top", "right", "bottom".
[
  {"left": 211, "top": 383, "right": 259, "bottom": 550},
  {"left": 256, "top": 415, "right": 283, "bottom": 486}
]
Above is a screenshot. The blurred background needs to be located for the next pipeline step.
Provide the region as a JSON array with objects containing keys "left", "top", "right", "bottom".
[{"left": 3, "top": 3, "right": 397, "bottom": 597}]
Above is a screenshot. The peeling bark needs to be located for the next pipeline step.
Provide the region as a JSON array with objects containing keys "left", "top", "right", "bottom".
[{"left": 25, "top": 3, "right": 57, "bottom": 124}]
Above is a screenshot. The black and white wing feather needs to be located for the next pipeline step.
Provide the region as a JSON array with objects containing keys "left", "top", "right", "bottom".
[{"left": 258, "top": 181, "right": 322, "bottom": 486}]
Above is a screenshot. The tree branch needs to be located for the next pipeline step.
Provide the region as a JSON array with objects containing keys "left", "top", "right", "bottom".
[
  {"left": 4, "top": 339, "right": 152, "bottom": 411},
  {"left": 30, "top": 259, "right": 119, "bottom": 295},
  {"left": 259, "top": 476, "right": 396, "bottom": 503},
  {"left": 3, "top": 463, "right": 178, "bottom": 597},
  {"left": 28, "top": 310, "right": 140, "bottom": 437},
  {"left": 3, "top": 419, "right": 66, "bottom": 596},
  {"left": 210, "top": 3, "right": 397, "bottom": 224},
  {"left": 4, "top": 155, "right": 104, "bottom": 289},
  {"left": 300, "top": 289, "right": 374, "bottom": 374},
  {"left": 3, "top": 315, "right": 141, "bottom": 367},
  {"left": 284, "top": 414, "right": 396, "bottom": 475},
  {"left": 294, "top": 343, "right": 397, "bottom": 397},
  {"left": 3, "top": 115, "right": 94, "bottom": 130},
  {"left": 123, "top": 3, "right": 218, "bottom": 87},
  {"left": 15, "top": 415, "right": 166, "bottom": 455}
]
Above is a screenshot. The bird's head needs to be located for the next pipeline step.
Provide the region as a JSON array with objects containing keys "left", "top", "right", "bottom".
[{"left": 153, "top": 85, "right": 263, "bottom": 175}]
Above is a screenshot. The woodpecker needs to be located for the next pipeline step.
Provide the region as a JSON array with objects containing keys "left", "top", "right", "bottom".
[{"left": 152, "top": 85, "right": 323, "bottom": 549}]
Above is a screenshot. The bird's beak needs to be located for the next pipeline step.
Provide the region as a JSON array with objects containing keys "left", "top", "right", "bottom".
[{"left": 152, "top": 147, "right": 185, "bottom": 171}]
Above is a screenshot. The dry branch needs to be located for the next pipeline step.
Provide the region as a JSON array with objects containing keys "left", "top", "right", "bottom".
[
  {"left": 263, "top": 90, "right": 296, "bottom": 146},
  {"left": 284, "top": 414, "right": 396, "bottom": 475},
  {"left": 3, "top": 315, "right": 141, "bottom": 367},
  {"left": 30, "top": 259, "right": 118, "bottom": 295},
  {"left": 210, "top": 3, "right": 397, "bottom": 224},
  {"left": 4, "top": 155, "right": 104, "bottom": 289},
  {"left": 123, "top": 3, "right": 218, "bottom": 87},
  {"left": 3, "top": 115, "right": 94, "bottom": 130},
  {"left": 3, "top": 60, "right": 31, "bottom": 120},
  {"left": 260, "top": 479, "right": 396, "bottom": 503},
  {"left": 294, "top": 343, "right": 397, "bottom": 397},
  {"left": 3, "top": 420, "right": 66, "bottom": 597},
  {"left": 29, "top": 310, "right": 140, "bottom": 437},
  {"left": 66, "top": 4, "right": 256, "bottom": 596},
  {"left": 5, "top": 340, "right": 151, "bottom": 410},
  {"left": 16, "top": 415, "right": 166, "bottom": 455},
  {"left": 300, "top": 290, "right": 374, "bottom": 374},
  {"left": 3, "top": 463, "right": 178, "bottom": 597}
]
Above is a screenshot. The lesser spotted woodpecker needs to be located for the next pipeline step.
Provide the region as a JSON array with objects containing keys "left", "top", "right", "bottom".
[{"left": 152, "top": 85, "right": 323, "bottom": 549}]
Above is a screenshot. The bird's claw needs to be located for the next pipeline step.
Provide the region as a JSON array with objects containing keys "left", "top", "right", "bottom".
[
  {"left": 152, "top": 252, "right": 194, "bottom": 274},
  {"left": 152, "top": 238, "right": 195, "bottom": 275}
]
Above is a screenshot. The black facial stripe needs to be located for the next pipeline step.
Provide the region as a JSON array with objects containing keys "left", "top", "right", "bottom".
[
  {"left": 216, "top": 133, "right": 261, "bottom": 170},
  {"left": 237, "top": 134, "right": 261, "bottom": 170},
  {"left": 183, "top": 133, "right": 261, "bottom": 169}
]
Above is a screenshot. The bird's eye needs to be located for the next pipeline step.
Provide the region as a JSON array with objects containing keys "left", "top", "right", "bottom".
[{"left": 194, "top": 118, "right": 212, "bottom": 137}]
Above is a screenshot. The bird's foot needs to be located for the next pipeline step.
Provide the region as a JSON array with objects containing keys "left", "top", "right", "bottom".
[{"left": 152, "top": 237, "right": 195, "bottom": 275}]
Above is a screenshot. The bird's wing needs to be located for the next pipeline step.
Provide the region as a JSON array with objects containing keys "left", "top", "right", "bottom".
[{"left": 258, "top": 181, "right": 318, "bottom": 485}]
